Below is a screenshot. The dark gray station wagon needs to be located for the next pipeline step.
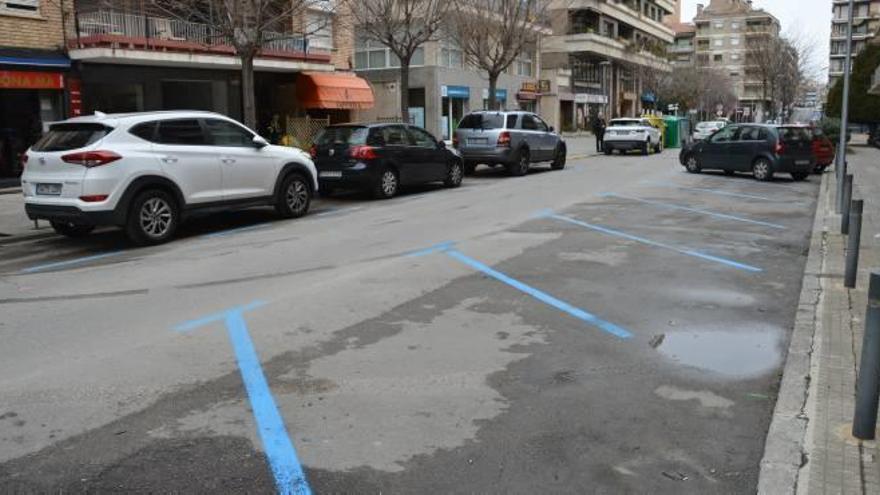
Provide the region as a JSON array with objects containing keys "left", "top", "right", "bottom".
[{"left": 453, "top": 111, "right": 567, "bottom": 176}]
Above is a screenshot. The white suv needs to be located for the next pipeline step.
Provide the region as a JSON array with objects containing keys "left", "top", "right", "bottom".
[
  {"left": 603, "top": 118, "right": 663, "bottom": 155},
  {"left": 22, "top": 111, "right": 317, "bottom": 245}
]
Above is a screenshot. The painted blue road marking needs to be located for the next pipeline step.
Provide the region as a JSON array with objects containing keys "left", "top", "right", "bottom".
[
  {"left": 175, "top": 302, "right": 311, "bottom": 495},
  {"left": 405, "top": 241, "right": 457, "bottom": 257},
  {"left": 601, "top": 192, "right": 786, "bottom": 229},
  {"left": 204, "top": 223, "right": 271, "bottom": 238},
  {"left": 314, "top": 206, "right": 366, "bottom": 217},
  {"left": 647, "top": 182, "right": 775, "bottom": 201},
  {"left": 546, "top": 213, "right": 762, "bottom": 273},
  {"left": 20, "top": 250, "right": 124, "bottom": 274}
]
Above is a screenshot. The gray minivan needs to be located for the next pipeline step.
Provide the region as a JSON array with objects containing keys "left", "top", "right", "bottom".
[{"left": 453, "top": 111, "right": 567, "bottom": 176}]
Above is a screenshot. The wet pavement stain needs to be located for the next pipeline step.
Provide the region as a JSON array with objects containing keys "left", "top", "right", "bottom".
[{"left": 655, "top": 327, "right": 782, "bottom": 378}]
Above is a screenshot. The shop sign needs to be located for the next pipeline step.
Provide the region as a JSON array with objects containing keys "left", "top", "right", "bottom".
[
  {"left": 68, "top": 78, "right": 82, "bottom": 117},
  {"left": 575, "top": 93, "right": 607, "bottom": 104},
  {"left": 481, "top": 88, "right": 507, "bottom": 100},
  {"left": 539, "top": 79, "right": 551, "bottom": 93},
  {"left": 442, "top": 85, "right": 470, "bottom": 99},
  {"left": 521, "top": 81, "right": 538, "bottom": 93},
  {"left": 0, "top": 70, "right": 64, "bottom": 90}
]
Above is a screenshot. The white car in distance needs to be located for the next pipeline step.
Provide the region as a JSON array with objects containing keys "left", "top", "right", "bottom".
[{"left": 693, "top": 120, "right": 727, "bottom": 141}]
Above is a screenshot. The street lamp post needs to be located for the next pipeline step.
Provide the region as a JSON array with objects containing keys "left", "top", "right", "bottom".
[{"left": 837, "top": 0, "right": 855, "bottom": 214}]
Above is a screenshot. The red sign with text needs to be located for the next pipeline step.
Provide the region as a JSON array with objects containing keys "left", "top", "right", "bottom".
[
  {"left": 68, "top": 78, "right": 82, "bottom": 117},
  {"left": 0, "top": 71, "right": 65, "bottom": 90}
]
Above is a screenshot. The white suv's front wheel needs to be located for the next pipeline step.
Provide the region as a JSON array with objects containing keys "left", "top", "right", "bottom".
[
  {"left": 126, "top": 189, "right": 179, "bottom": 246},
  {"left": 276, "top": 173, "right": 311, "bottom": 218}
]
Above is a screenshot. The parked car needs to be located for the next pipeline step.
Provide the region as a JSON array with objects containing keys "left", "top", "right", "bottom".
[
  {"left": 22, "top": 111, "right": 317, "bottom": 245},
  {"left": 692, "top": 121, "right": 727, "bottom": 141},
  {"left": 453, "top": 111, "right": 566, "bottom": 176},
  {"left": 311, "top": 123, "right": 463, "bottom": 199},
  {"left": 808, "top": 127, "right": 835, "bottom": 173},
  {"left": 602, "top": 118, "right": 663, "bottom": 155},
  {"left": 679, "top": 124, "right": 814, "bottom": 181}
]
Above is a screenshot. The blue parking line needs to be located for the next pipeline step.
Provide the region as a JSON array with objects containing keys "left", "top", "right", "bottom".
[
  {"left": 204, "top": 223, "right": 271, "bottom": 238},
  {"left": 175, "top": 302, "right": 312, "bottom": 495},
  {"left": 648, "top": 182, "right": 775, "bottom": 201},
  {"left": 20, "top": 250, "right": 124, "bottom": 274},
  {"left": 410, "top": 242, "right": 631, "bottom": 339},
  {"left": 546, "top": 213, "right": 762, "bottom": 273},
  {"left": 600, "top": 192, "right": 786, "bottom": 229}
]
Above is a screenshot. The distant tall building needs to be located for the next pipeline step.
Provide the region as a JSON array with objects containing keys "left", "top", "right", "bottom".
[
  {"left": 828, "top": 0, "right": 880, "bottom": 87},
  {"left": 665, "top": 1, "right": 696, "bottom": 68},
  {"left": 692, "top": 0, "right": 780, "bottom": 119}
]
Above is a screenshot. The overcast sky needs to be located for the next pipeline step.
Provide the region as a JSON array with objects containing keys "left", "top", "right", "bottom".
[{"left": 680, "top": 0, "right": 831, "bottom": 80}]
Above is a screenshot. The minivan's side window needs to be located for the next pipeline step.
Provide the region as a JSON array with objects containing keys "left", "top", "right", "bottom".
[
  {"left": 156, "top": 119, "right": 207, "bottom": 145},
  {"left": 533, "top": 116, "right": 549, "bottom": 132},
  {"left": 710, "top": 126, "right": 739, "bottom": 143},
  {"left": 204, "top": 119, "right": 254, "bottom": 147},
  {"left": 129, "top": 121, "right": 158, "bottom": 142},
  {"left": 407, "top": 127, "right": 437, "bottom": 148},
  {"left": 521, "top": 114, "right": 538, "bottom": 130},
  {"left": 506, "top": 114, "right": 518, "bottom": 129},
  {"left": 739, "top": 126, "right": 761, "bottom": 141}
]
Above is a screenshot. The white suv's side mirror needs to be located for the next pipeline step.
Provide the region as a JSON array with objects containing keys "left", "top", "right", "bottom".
[{"left": 253, "top": 136, "right": 269, "bottom": 148}]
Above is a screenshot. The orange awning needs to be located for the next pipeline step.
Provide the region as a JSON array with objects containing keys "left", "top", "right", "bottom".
[{"left": 296, "top": 72, "right": 375, "bottom": 110}]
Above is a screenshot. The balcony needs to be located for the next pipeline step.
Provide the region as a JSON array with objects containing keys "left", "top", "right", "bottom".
[
  {"left": 543, "top": 32, "right": 670, "bottom": 71},
  {"left": 69, "top": 10, "right": 333, "bottom": 71},
  {"left": 565, "top": 1, "right": 674, "bottom": 43}
]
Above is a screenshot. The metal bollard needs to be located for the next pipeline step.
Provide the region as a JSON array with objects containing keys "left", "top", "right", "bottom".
[
  {"left": 842, "top": 174, "right": 853, "bottom": 234},
  {"left": 837, "top": 160, "right": 849, "bottom": 214},
  {"left": 854, "top": 273, "right": 880, "bottom": 439},
  {"left": 845, "top": 200, "right": 863, "bottom": 289}
]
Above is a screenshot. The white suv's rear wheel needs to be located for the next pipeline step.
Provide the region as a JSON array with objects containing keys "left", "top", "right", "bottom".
[{"left": 126, "top": 189, "right": 179, "bottom": 246}]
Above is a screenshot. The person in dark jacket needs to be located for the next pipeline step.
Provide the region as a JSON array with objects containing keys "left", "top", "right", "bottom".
[{"left": 591, "top": 113, "right": 606, "bottom": 152}]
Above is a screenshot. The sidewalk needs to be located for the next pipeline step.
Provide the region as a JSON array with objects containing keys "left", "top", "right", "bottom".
[{"left": 759, "top": 143, "right": 880, "bottom": 494}]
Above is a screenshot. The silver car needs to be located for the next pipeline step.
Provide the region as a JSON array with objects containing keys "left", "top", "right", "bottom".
[{"left": 454, "top": 111, "right": 567, "bottom": 176}]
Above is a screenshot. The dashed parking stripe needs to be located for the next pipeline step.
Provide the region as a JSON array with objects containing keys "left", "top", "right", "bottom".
[
  {"left": 647, "top": 182, "right": 775, "bottom": 201},
  {"left": 600, "top": 192, "right": 786, "bottom": 229},
  {"left": 410, "top": 242, "right": 632, "bottom": 339},
  {"left": 20, "top": 250, "right": 124, "bottom": 274},
  {"left": 203, "top": 223, "right": 271, "bottom": 238},
  {"left": 545, "top": 213, "right": 762, "bottom": 273},
  {"left": 175, "top": 301, "right": 312, "bottom": 495}
]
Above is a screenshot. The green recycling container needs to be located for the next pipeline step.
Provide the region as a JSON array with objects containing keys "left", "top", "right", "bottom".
[{"left": 664, "top": 116, "right": 684, "bottom": 149}]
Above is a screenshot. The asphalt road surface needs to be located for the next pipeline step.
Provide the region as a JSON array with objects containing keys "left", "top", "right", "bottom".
[{"left": 0, "top": 150, "right": 819, "bottom": 494}]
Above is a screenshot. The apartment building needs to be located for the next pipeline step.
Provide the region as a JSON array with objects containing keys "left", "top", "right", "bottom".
[
  {"left": 65, "top": 0, "right": 367, "bottom": 134},
  {"left": 542, "top": 0, "right": 675, "bottom": 128},
  {"left": 829, "top": 0, "right": 880, "bottom": 86},
  {"left": 692, "top": 0, "right": 780, "bottom": 120},
  {"left": 0, "top": 0, "right": 73, "bottom": 179},
  {"left": 353, "top": 32, "right": 542, "bottom": 141},
  {"left": 668, "top": 23, "right": 696, "bottom": 68}
]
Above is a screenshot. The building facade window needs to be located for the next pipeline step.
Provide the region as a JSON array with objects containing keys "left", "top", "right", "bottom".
[
  {"left": 515, "top": 52, "right": 533, "bottom": 77},
  {"left": 306, "top": 12, "right": 333, "bottom": 51},
  {"left": 714, "top": 39, "right": 723, "bottom": 47},
  {"left": 1, "top": 0, "right": 39, "bottom": 15},
  {"left": 439, "top": 41, "right": 464, "bottom": 69},
  {"left": 713, "top": 21, "right": 724, "bottom": 29},
  {"left": 730, "top": 37, "right": 740, "bottom": 46},
  {"left": 354, "top": 37, "right": 424, "bottom": 69}
]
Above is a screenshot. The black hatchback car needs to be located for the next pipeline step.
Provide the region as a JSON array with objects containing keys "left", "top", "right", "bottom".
[
  {"left": 310, "top": 123, "right": 464, "bottom": 199},
  {"left": 679, "top": 124, "right": 815, "bottom": 181}
]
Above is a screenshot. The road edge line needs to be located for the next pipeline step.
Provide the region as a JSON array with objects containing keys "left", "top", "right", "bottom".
[{"left": 756, "top": 171, "right": 829, "bottom": 494}]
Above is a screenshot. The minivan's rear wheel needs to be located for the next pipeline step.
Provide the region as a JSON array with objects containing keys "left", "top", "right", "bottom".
[
  {"left": 276, "top": 173, "right": 311, "bottom": 218},
  {"left": 126, "top": 189, "right": 178, "bottom": 246},
  {"left": 753, "top": 158, "right": 774, "bottom": 181},
  {"left": 551, "top": 145, "right": 567, "bottom": 170},
  {"left": 685, "top": 154, "right": 701, "bottom": 173},
  {"left": 791, "top": 171, "right": 809, "bottom": 181},
  {"left": 51, "top": 221, "right": 95, "bottom": 238},
  {"left": 374, "top": 168, "right": 399, "bottom": 199},
  {"left": 508, "top": 149, "right": 529, "bottom": 176},
  {"left": 444, "top": 160, "right": 463, "bottom": 188}
]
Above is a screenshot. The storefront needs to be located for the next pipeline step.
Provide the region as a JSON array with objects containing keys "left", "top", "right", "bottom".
[
  {"left": 441, "top": 85, "right": 470, "bottom": 141},
  {"left": 481, "top": 88, "right": 508, "bottom": 110},
  {"left": 575, "top": 93, "right": 608, "bottom": 128},
  {"left": 0, "top": 50, "right": 70, "bottom": 179},
  {"left": 517, "top": 82, "right": 539, "bottom": 113}
]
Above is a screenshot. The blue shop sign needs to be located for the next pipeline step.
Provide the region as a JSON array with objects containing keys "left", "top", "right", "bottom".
[{"left": 444, "top": 85, "right": 470, "bottom": 99}]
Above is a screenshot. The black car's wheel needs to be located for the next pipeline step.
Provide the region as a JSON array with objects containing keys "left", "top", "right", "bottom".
[
  {"left": 752, "top": 158, "right": 774, "bottom": 181},
  {"left": 463, "top": 161, "right": 477, "bottom": 175},
  {"left": 50, "top": 221, "right": 95, "bottom": 238},
  {"left": 551, "top": 145, "right": 567, "bottom": 170},
  {"left": 444, "top": 160, "right": 464, "bottom": 188},
  {"left": 508, "top": 148, "right": 529, "bottom": 176},
  {"left": 373, "top": 167, "right": 399, "bottom": 199},
  {"left": 685, "top": 154, "right": 701, "bottom": 174},
  {"left": 125, "top": 189, "right": 179, "bottom": 246},
  {"left": 276, "top": 173, "right": 311, "bottom": 218},
  {"left": 791, "top": 171, "right": 809, "bottom": 181},
  {"left": 724, "top": 169, "right": 735, "bottom": 176}
]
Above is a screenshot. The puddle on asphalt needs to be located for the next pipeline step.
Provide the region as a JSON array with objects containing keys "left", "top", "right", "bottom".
[{"left": 655, "top": 326, "right": 782, "bottom": 378}]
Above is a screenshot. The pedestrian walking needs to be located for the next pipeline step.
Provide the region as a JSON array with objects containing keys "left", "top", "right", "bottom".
[{"left": 591, "top": 113, "right": 606, "bottom": 152}]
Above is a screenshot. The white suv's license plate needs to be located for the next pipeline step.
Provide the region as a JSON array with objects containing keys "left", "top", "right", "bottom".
[
  {"left": 36, "top": 183, "right": 62, "bottom": 196},
  {"left": 795, "top": 160, "right": 810, "bottom": 165},
  {"left": 319, "top": 171, "right": 342, "bottom": 179}
]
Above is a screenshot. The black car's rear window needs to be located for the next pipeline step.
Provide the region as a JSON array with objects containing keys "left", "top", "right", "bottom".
[
  {"left": 316, "top": 126, "right": 369, "bottom": 145},
  {"left": 31, "top": 123, "right": 112, "bottom": 152},
  {"left": 458, "top": 113, "right": 505, "bottom": 130},
  {"left": 778, "top": 127, "right": 811, "bottom": 143}
]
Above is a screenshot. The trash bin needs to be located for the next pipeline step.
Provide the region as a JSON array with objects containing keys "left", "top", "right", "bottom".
[{"left": 663, "top": 116, "right": 690, "bottom": 149}]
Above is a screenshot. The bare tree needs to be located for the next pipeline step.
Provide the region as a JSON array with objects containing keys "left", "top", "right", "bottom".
[
  {"left": 154, "top": 0, "right": 333, "bottom": 129},
  {"left": 450, "top": 0, "right": 546, "bottom": 110},
  {"left": 345, "top": 0, "right": 449, "bottom": 122},
  {"left": 745, "top": 29, "right": 779, "bottom": 120},
  {"left": 658, "top": 67, "right": 737, "bottom": 118}
]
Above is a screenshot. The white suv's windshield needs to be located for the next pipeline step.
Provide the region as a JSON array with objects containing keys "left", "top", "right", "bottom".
[
  {"left": 697, "top": 121, "right": 725, "bottom": 130},
  {"left": 609, "top": 120, "right": 644, "bottom": 127}
]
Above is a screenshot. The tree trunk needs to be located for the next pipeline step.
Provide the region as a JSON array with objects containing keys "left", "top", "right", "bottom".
[
  {"left": 241, "top": 51, "right": 257, "bottom": 129},
  {"left": 399, "top": 59, "right": 411, "bottom": 123},
  {"left": 488, "top": 72, "right": 499, "bottom": 111}
]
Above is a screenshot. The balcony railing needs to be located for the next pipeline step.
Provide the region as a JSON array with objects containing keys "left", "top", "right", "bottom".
[{"left": 71, "top": 10, "right": 331, "bottom": 61}]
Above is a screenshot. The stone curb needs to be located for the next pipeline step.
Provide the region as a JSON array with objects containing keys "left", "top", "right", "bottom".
[{"left": 756, "top": 170, "right": 830, "bottom": 494}]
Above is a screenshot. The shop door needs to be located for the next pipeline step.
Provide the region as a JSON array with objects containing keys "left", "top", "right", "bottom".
[{"left": 0, "top": 90, "right": 40, "bottom": 178}]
